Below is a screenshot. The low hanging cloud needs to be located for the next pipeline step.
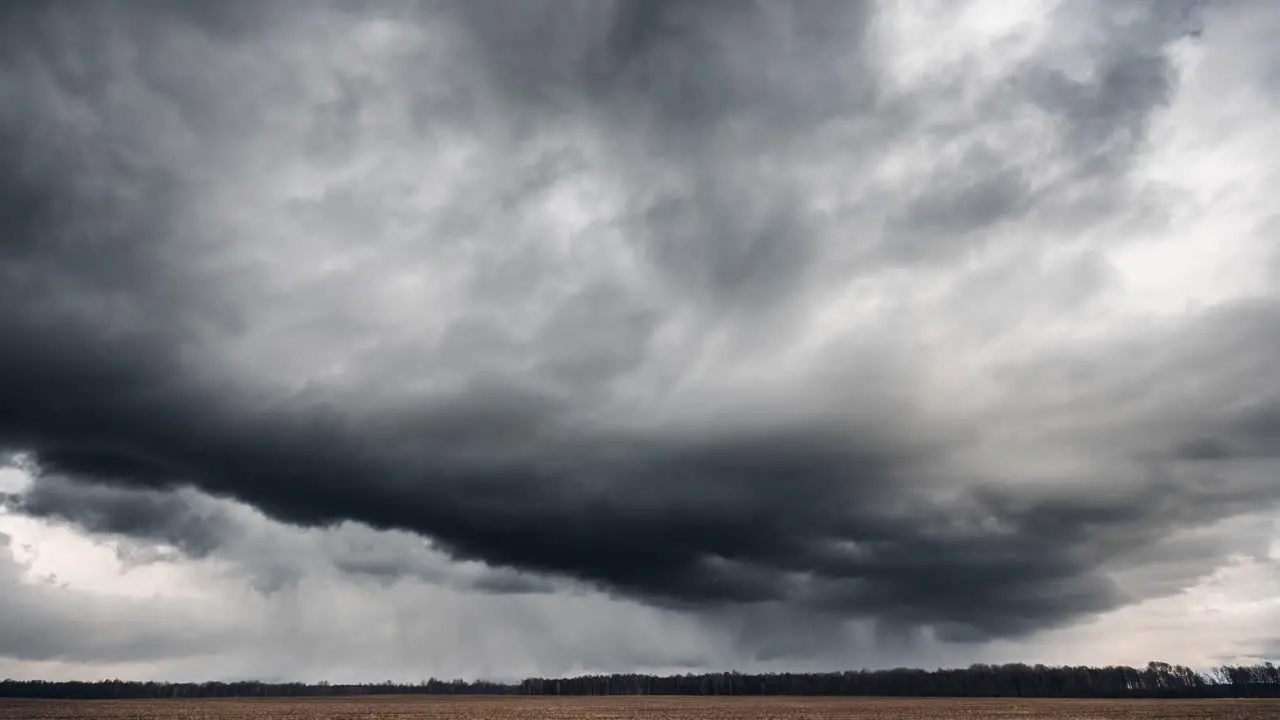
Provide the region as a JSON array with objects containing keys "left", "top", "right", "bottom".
[
  {"left": 3, "top": 473, "right": 561, "bottom": 596},
  {"left": 2, "top": 0, "right": 1280, "bottom": 666}
]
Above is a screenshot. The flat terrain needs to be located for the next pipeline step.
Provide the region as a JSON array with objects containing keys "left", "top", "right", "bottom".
[{"left": 1, "top": 696, "right": 1278, "bottom": 720}]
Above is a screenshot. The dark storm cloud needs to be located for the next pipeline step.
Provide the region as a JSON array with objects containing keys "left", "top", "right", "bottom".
[
  {"left": 8, "top": 361, "right": 1279, "bottom": 642},
  {"left": 2, "top": 0, "right": 1278, "bottom": 648},
  {"left": 1, "top": 474, "right": 563, "bottom": 597},
  {"left": 4, "top": 477, "right": 233, "bottom": 558}
]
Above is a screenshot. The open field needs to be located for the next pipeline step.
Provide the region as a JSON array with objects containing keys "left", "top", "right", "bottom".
[{"left": 1, "top": 696, "right": 1278, "bottom": 720}]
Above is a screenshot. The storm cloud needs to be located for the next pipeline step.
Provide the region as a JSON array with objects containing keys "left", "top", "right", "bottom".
[{"left": 2, "top": 0, "right": 1280, "bottom": 674}]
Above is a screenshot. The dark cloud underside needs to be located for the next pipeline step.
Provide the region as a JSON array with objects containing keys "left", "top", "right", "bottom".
[{"left": 2, "top": 0, "right": 1278, "bottom": 649}]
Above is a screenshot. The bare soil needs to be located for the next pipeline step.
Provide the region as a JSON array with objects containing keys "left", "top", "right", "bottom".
[{"left": 1, "top": 695, "right": 1278, "bottom": 720}]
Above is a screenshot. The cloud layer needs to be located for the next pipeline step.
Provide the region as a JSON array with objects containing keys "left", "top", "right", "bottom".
[{"left": 2, "top": 0, "right": 1279, "bottom": 675}]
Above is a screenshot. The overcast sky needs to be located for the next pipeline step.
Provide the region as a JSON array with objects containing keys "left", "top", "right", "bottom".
[{"left": 1, "top": 0, "right": 1279, "bottom": 683}]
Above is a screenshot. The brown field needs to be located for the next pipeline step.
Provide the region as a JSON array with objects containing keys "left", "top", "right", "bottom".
[{"left": 2, "top": 696, "right": 1279, "bottom": 720}]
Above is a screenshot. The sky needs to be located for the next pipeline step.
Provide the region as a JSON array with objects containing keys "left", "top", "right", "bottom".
[{"left": 1, "top": 0, "right": 1279, "bottom": 683}]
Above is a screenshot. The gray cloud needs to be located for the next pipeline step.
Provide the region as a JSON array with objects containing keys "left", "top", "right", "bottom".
[
  {"left": 6, "top": 479, "right": 234, "bottom": 559},
  {"left": 0, "top": 530, "right": 236, "bottom": 664},
  {"left": 3, "top": 474, "right": 563, "bottom": 597},
  {"left": 2, "top": 0, "right": 1279, "bottom": 672},
  {"left": 451, "top": 2, "right": 878, "bottom": 136}
]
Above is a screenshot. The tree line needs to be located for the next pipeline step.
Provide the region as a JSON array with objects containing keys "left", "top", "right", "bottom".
[
  {"left": 3, "top": 662, "right": 1278, "bottom": 699},
  {"left": 0, "top": 678, "right": 512, "bottom": 699},
  {"left": 518, "top": 662, "right": 1280, "bottom": 698}
]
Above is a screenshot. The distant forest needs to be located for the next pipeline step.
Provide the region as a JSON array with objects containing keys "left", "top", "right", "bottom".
[{"left": 3, "top": 662, "right": 1279, "bottom": 699}]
